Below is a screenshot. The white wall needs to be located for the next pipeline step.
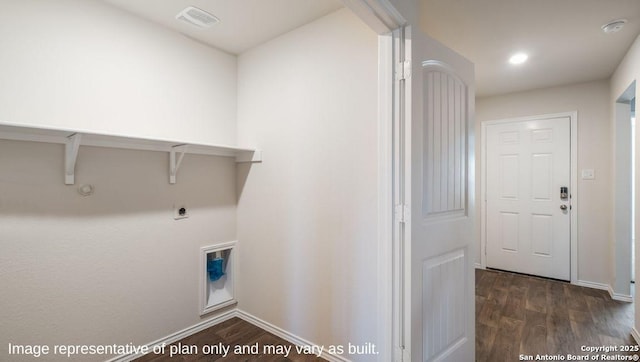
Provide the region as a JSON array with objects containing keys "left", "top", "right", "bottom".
[
  {"left": 1, "top": 2, "right": 383, "bottom": 359},
  {"left": 0, "top": 0, "right": 237, "bottom": 146},
  {"left": 0, "top": 0, "right": 241, "bottom": 359},
  {"left": 236, "top": 8, "right": 380, "bottom": 360},
  {"left": 0, "top": 141, "right": 237, "bottom": 361},
  {"left": 610, "top": 33, "right": 640, "bottom": 337},
  {"left": 611, "top": 35, "right": 640, "bottom": 104},
  {"left": 476, "top": 80, "right": 611, "bottom": 286}
]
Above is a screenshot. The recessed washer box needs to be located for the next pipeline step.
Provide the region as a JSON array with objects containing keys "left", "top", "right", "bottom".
[{"left": 200, "top": 241, "right": 236, "bottom": 315}]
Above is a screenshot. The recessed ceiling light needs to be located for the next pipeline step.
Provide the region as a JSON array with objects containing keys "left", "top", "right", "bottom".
[
  {"left": 509, "top": 52, "right": 528, "bottom": 65},
  {"left": 602, "top": 19, "right": 627, "bottom": 34}
]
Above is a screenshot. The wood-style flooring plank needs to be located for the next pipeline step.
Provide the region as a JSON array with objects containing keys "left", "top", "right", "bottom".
[
  {"left": 134, "top": 318, "right": 327, "bottom": 362},
  {"left": 476, "top": 269, "right": 637, "bottom": 362},
  {"left": 477, "top": 297, "right": 503, "bottom": 327},
  {"left": 520, "top": 309, "right": 547, "bottom": 356},
  {"left": 501, "top": 285, "right": 527, "bottom": 321},
  {"left": 475, "top": 322, "right": 497, "bottom": 362},
  {"left": 487, "top": 316, "right": 525, "bottom": 362},
  {"left": 546, "top": 308, "right": 576, "bottom": 355},
  {"left": 137, "top": 269, "right": 636, "bottom": 362}
]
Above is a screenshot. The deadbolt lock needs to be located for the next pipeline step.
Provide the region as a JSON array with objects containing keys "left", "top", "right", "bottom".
[{"left": 560, "top": 186, "right": 568, "bottom": 200}]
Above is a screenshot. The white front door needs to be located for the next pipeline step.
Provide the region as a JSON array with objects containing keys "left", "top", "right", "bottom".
[
  {"left": 399, "top": 26, "right": 475, "bottom": 361},
  {"left": 485, "top": 116, "right": 571, "bottom": 280}
]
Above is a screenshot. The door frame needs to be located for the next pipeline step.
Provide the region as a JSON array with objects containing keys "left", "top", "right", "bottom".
[
  {"left": 613, "top": 81, "right": 636, "bottom": 301},
  {"left": 339, "top": 1, "right": 406, "bottom": 361},
  {"left": 480, "top": 111, "right": 578, "bottom": 283},
  {"left": 343, "top": 1, "right": 478, "bottom": 360}
]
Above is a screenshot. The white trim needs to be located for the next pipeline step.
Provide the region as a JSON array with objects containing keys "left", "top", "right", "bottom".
[
  {"left": 480, "top": 112, "right": 579, "bottom": 283},
  {"left": 107, "top": 308, "right": 355, "bottom": 362},
  {"left": 574, "top": 279, "right": 610, "bottom": 291},
  {"left": 575, "top": 280, "right": 632, "bottom": 302},
  {"left": 391, "top": 26, "right": 406, "bottom": 362},
  {"left": 105, "top": 309, "right": 237, "bottom": 362},
  {"left": 608, "top": 286, "right": 634, "bottom": 303},
  {"left": 632, "top": 327, "right": 640, "bottom": 345},
  {"left": 613, "top": 96, "right": 635, "bottom": 298},
  {"left": 236, "top": 310, "right": 351, "bottom": 362},
  {"left": 392, "top": 25, "right": 413, "bottom": 362},
  {"left": 570, "top": 112, "right": 578, "bottom": 284},
  {"left": 340, "top": 0, "right": 406, "bottom": 34},
  {"left": 474, "top": 263, "right": 484, "bottom": 269},
  {"left": 571, "top": 280, "right": 633, "bottom": 303},
  {"left": 344, "top": 2, "right": 404, "bottom": 360},
  {"left": 480, "top": 123, "right": 487, "bottom": 269},
  {"left": 376, "top": 31, "right": 394, "bottom": 362}
]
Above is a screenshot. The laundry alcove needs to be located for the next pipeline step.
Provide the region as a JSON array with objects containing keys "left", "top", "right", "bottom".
[{"left": 0, "top": 1, "right": 382, "bottom": 361}]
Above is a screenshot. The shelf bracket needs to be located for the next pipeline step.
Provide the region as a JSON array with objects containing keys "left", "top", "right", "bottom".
[
  {"left": 169, "top": 144, "right": 188, "bottom": 184},
  {"left": 65, "top": 133, "right": 82, "bottom": 185}
]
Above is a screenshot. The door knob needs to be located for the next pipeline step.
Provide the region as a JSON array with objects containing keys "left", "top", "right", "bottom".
[{"left": 560, "top": 205, "right": 568, "bottom": 211}]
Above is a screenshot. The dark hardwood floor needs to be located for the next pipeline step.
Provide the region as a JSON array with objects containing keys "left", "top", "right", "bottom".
[
  {"left": 135, "top": 269, "right": 636, "bottom": 361},
  {"left": 135, "top": 317, "right": 326, "bottom": 361},
  {"left": 476, "top": 268, "right": 637, "bottom": 362}
]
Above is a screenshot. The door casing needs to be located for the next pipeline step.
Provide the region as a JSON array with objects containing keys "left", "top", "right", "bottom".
[
  {"left": 342, "top": 1, "right": 478, "bottom": 360},
  {"left": 339, "top": 1, "right": 406, "bottom": 361},
  {"left": 480, "top": 111, "right": 578, "bottom": 283}
]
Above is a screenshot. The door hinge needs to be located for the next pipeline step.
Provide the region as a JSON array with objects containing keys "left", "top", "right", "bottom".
[
  {"left": 395, "top": 204, "right": 410, "bottom": 223},
  {"left": 394, "top": 346, "right": 409, "bottom": 362},
  {"left": 394, "top": 347, "right": 403, "bottom": 362},
  {"left": 402, "top": 348, "right": 410, "bottom": 362},
  {"left": 395, "top": 60, "right": 411, "bottom": 81}
]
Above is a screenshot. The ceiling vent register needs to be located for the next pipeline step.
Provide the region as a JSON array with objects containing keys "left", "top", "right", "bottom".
[{"left": 176, "top": 6, "right": 220, "bottom": 29}]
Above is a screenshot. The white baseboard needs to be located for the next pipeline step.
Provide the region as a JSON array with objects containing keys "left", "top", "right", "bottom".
[
  {"left": 105, "top": 309, "right": 237, "bottom": 362},
  {"left": 574, "top": 280, "right": 633, "bottom": 303},
  {"left": 574, "top": 280, "right": 610, "bottom": 291},
  {"left": 632, "top": 327, "right": 640, "bottom": 345},
  {"left": 474, "top": 263, "right": 484, "bottom": 269},
  {"left": 107, "top": 308, "right": 352, "bottom": 362},
  {"left": 236, "top": 309, "right": 351, "bottom": 362},
  {"left": 608, "top": 286, "right": 633, "bottom": 303}
]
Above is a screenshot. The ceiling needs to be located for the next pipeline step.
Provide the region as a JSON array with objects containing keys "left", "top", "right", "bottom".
[
  {"left": 101, "top": 0, "right": 343, "bottom": 54},
  {"left": 100, "top": 0, "right": 639, "bottom": 97},
  {"left": 420, "top": 0, "right": 640, "bottom": 97}
]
